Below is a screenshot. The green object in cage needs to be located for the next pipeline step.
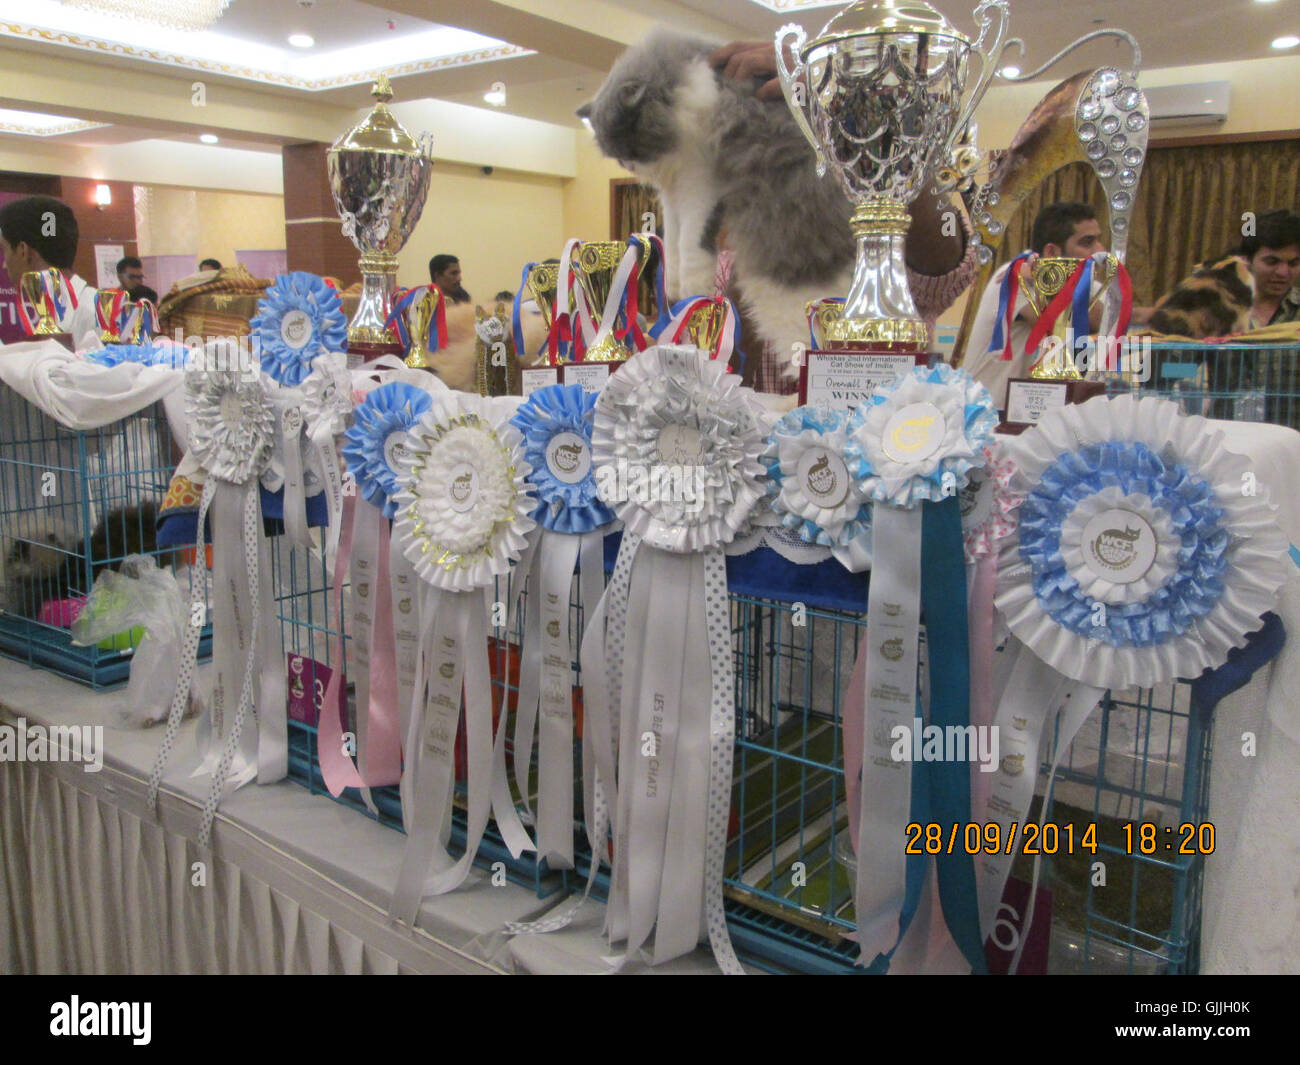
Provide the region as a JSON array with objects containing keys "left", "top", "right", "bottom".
[{"left": 98, "top": 626, "right": 145, "bottom": 651}]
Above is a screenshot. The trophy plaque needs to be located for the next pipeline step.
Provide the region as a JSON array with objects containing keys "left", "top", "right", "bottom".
[
  {"left": 999, "top": 255, "right": 1113, "bottom": 434},
  {"left": 327, "top": 74, "right": 433, "bottom": 367},
  {"left": 777, "top": 0, "right": 1008, "bottom": 412}
]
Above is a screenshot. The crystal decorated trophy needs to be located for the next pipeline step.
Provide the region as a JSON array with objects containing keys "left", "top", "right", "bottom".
[
  {"left": 327, "top": 74, "right": 433, "bottom": 366},
  {"left": 999, "top": 255, "right": 1114, "bottom": 433},
  {"left": 777, "top": 0, "right": 1008, "bottom": 410}
]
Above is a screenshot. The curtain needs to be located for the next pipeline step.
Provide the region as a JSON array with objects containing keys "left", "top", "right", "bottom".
[{"left": 985, "top": 138, "right": 1300, "bottom": 306}]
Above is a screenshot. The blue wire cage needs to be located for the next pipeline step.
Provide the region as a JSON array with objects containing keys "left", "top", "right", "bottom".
[{"left": 0, "top": 390, "right": 211, "bottom": 686}]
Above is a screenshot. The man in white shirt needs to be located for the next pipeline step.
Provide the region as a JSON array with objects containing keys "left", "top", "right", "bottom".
[
  {"left": 961, "top": 202, "right": 1106, "bottom": 412},
  {"left": 0, "top": 194, "right": 99, "bottom": 350}
]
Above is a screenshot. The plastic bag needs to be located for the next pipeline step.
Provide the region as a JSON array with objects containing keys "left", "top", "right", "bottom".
[{"left": 71, "top": 554, "right": 187, "bottom": 728}]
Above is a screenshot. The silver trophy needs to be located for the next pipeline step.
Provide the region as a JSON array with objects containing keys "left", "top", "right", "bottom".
[
  {"left": 327, "top": 73, "right": 434, "bottom": 361},
  {"left": 777, "top": 0, "right": 1008, "bottom": 344}
]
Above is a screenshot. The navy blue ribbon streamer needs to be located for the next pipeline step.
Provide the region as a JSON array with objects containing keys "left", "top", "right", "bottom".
[
  {"left": 990, "top": 252, "right": 1032, "bottom": 355},
  {"left": 1070, "top": 256, "right": 1095, "bottom": 356}
]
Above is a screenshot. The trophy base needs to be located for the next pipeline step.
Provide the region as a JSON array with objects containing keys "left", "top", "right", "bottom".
[
  {"left": 345, "top": 339, "right": 404, "bottom": 369},
  {"left": 797, "top": 342, "right": 931, "bottom": 413},
  {"left": 998, "top": 378, "right": 1107, "bottom": 434}
]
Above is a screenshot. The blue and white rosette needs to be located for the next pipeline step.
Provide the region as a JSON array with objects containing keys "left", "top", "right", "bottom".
[
  {"left": 765, "top": 404, "right": 873, "bottom": 572},
  {"left": 386, "top": 392, "right": 537, "bottom": 925},
  {"left": 981, "top": 394, "right": 1288, "bottom": 960},
  {"left": 843, "top": 362, "right": 997, "bottom": 973},
  {"left": 147, "top": 354, "right": 285, "bottom": 850},
  {"left": 338, "top": 380, "right": 435, "bottom": 813},
  {"left": 576, "top": 344, "right": 766, "bottom": 975},
  {"left": 249, "top": 271, "right": 347, "bottom": 386},
  {"left": 507, "top": 384, "right": 615, "bottom": 870}
]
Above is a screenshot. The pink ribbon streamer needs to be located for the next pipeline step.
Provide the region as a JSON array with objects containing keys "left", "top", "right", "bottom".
[{"left": 318, "top": 496, "right": 404, "bottom": 793}]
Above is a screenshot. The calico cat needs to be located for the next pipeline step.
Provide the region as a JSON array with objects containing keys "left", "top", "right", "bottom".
[
  {"left": 1148, "top": 256, "right": 1255, "bottom": 338},
  {"left": 578, "top": 31, "right": 855, "bottom": 381}
]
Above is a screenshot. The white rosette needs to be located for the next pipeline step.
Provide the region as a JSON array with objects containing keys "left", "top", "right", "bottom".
[
  {"left": 575, "top": 344, "right": 766, "bottom": 974},
  {"left": 386, "top": 391, "right": 537, "bottom": 924},
  {"left": 980, "top": 393, "right": 1288, "bottom": 961},
  {"left": 300, "top": 351, "right": 352, "bottom": 564},
  {"left": 149, "top": 359, "right": 286, "bottom": 850},
  {"left": 842, "top": 363, "right": 996, "bottom": 971}
]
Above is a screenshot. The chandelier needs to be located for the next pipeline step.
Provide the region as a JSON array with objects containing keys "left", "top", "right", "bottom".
[{"left": 63, "top": 0, "right": 234, "bottom": 32}]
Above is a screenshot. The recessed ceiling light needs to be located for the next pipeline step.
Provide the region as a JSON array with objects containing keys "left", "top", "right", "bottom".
[
  {"left": 199, "top": 133, "right": 219, "bottom": 144},
  {"left": 1272, "top": 35, "right": 1299, "bottom": 49},
  {"left": 1000, "top": 65, "right": 1020, "bottom": 78},
  {"left": 288, "top": 33, "right": 315, "bottom": 48},
  {"left": 484, "top": 88, "right": 506, "bottom": 106},
  {"left": 1255, "top": 0, "right": 1279, "bottom": 5}
]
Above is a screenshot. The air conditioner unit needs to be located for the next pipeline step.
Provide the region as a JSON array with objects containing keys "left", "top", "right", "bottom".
[{"left": 1145, "top": 81, "right": 1231, "bottom": 127}]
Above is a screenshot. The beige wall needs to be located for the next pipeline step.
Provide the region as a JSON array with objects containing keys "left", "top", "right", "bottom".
[
  {"left": 134, "top": 185, "right": 286, "bottom": 264},
  {"left": 398, "top": 161, "right": 567, "bottom": 300},
  {"left": 562, "top": 136, "right": 635, "bottom": 241}
]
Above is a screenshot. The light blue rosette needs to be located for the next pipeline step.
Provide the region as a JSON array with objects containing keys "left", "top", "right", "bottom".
[
  {"left": 996, "top": 392, "right": 1288, "bottom": 689},
  {"left": 250, "top": 272, "right": 347, "bottom": 387},
  {"left": 764, "top": 404, "right": 873, "bottom": 571},
  {"left": 511, "top": 383, "right": 616, "bottom": 535},
  {"left": 342, "top": 382, "right": 432, "bottom": 519},
  {"left": 845, "top": 362, "right": 998, "bottom": 507}
]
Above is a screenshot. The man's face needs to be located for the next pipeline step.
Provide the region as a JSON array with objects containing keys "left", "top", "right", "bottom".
[
  {"left": 1247, "top": 244, "right": 1300, "bottom": 300},
  {"left": 0, "top": 235, "right": 36, "bottom": 279},
  {"left": 1059, "top": 218, "right": 1106, "bottom": 259},
  {"left": 435, "top": 262, "right": 462, "bottom": 290},
  {"left": 118, "top": 264, "right": 145, "bottom": 288}
]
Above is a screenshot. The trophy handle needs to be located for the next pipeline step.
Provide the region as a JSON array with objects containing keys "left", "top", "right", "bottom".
[
  {"left": 774, "top": 24, "right": 826, "bottom": 177},
  {"left": 940, "top": 0, "right": 1010, "bottom": 167}
]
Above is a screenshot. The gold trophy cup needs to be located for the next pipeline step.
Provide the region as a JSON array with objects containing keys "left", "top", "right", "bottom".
[
  {"left": 20, "top": 270, "right": 74, "bottom": 348},
  {"left": 402, "top": 287, "right": 440, "bottom": 370},
  {"left": 999, "top": 254, "right": 1116, "bottom": 432},
  {"left": 571, "top": 241, "right": 637, "bottom": 364}
]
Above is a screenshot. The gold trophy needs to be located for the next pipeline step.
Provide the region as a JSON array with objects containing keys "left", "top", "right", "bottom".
[
  {"left": 97, "top": 289, "right": 124, "bottom": 343},
  {"left": 327, "top": 73, "right": 434, "bottom": 366},
  {"left": 571, "top": 241, "right": 638, "bottom": 364},
  {"left": 402, "top": 286, "right": 440, "bottom": 369},
  {"left": 999, "top": 255, "right": 1115, "bottom": 433},
  {"left": 474, "top": 302, "right": 521, "bottom": 396},
  {"left": 20, "top": 269, "right": 74, "bottom": 349},
  {"left": 680, "top": 299, "right": 731, "bottom": 364},
  {"left": 524, "top": 261, "right": 561, "bottom": 337}
]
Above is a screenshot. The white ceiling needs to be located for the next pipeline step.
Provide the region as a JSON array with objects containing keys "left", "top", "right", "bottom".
[{"left": 0, "top": 0, "right": 1296, "bottom": 149}]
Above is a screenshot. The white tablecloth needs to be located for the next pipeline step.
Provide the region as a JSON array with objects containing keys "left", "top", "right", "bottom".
[{"left": 0, "top": 660, "right": 724, "bottom": 974}]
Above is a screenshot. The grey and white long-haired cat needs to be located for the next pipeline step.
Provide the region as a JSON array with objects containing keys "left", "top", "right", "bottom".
[{"left": 578, "top": 31, "right": 856, "bottom": 382}]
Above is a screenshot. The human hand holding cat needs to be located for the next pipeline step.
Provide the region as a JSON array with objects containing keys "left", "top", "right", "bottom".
[{"left": 708, "top": 40, "right": 788, "bottom": 101}]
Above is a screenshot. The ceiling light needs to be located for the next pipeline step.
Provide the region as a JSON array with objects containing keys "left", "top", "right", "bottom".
[
  {"left": 288, "top": 33, "right": 314, "bottom": 48},
  {"left": 64, "top": 0, "right": 233, "bottom": 32},
  {"left": 484, "top": 88, "right": 507, "bottom": 106},
  {"left": 1272, "top": 35, "right": 1300, "bottom": 49},
  {"left": 199, "top": 133, "right": 219, "bottom": 144},
  {"left": 999, "top": 65, "right": 1020, "bottom": 78}
]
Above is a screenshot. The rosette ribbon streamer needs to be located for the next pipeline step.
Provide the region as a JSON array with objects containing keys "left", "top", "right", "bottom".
[
  {"left": 575, "top": 345, "right": 766, "bottom": 973},
  {"left": 324, "top": 382, "right": 434, "bottom": 806},
  {"left": 146, "top": 356, "right": 285, "bottom": 849},
  {"left": 984, "top": 395, "right": 1288, "bottom": 965},
  {"left": 508, "top": 384, "right": 616, "bottom": 869},
  {"left": 842, "top": 363, "right": 997, "bottom": 973},
  {"left": 299, "top": 352, "right": 353, "bottom": 567},
  {"left": 387, "top": 393, "right": 536, "bottom": 925}
]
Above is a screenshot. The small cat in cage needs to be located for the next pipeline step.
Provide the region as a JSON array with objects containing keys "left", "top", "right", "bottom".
[{"left": 0, "top": 501, "right": 160, "bottom": 619}]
